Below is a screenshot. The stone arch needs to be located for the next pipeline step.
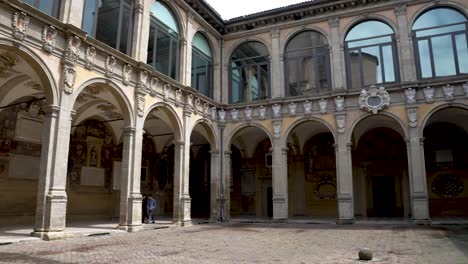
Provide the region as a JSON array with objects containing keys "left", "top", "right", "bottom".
[
  {"left": 226, "top": 37, "right": 271, "bottom": 64},
  {"left": 282, "top": 117, "right": 336, "bottom": 149},
  {"left": 419, "top": 103, "right": 468, "bottom": 138},
  {"left": 0, "top": 39, "right": 59, "bottom": 106},
  {"left": 347, "top": 112, "right": 408, "bottom": 146},
  {"left": 340, "top": 14, "right": 399, "bottom": 44},
  {"left": 408, "top": 2, "right": 468, "bottom": 31},
  {"left": 226, "top": 122, "right": 273, "bottom": 149},
  {"left": 143, "top": 101, "right": 183, "bottom": 142},
  {"left": 281, "top": 26, "right": 330, "bottom": 54},
  {"left": 71, "top": 77, "right": 134, "bottom": 127},
  {"left": 191, "top": 118, "right": 218, "bottom": 151},
  {"left": 154, "top": 0, "right": 186, "bottom": 37}
]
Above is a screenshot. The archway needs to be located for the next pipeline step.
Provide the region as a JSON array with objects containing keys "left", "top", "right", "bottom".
[
  {"left": 0, "top": 45, "right": 56, "bottom": 227},
  {"left": 351, "top": 115, "right": 410, "bottom": 218},
  {"left": 141, "top": 104, "right": 182, "bottom": 222},
  {"left": 229, "top": 126, "right": 272, "bottom": 219},
  {"left": 285, "top": 120, "right": 336, "bottom": 219},
  {"left": 68, "top": 81, "right": 131, "bottom": 223},
  {"left": 189, "top": 121, "right": 216, "bottom": 219},
  {"left": 423, "top": 107, "right": 468, "bottom": 217}
]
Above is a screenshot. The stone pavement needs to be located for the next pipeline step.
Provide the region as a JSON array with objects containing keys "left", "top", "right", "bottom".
[{"left": 0, "top": 222, "right": 467, "bottom": 264}]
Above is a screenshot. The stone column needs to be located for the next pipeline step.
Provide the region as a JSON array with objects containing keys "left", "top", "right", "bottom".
[
  {"left": 272, "top": 136, "right": 288, "bottom": 221},
  {"left": 59, "top": 0, "right": 84, "bottom": 27},
  {"left": 329, "top": 18, "right": 346, "bottom": 90},
  {"left": 335, "top": 134, "right": 354, "bottom": 224},
  {"left": 183, "top": 12, "right": 196, "bottom": 87},
  {"left": 173, "top": 140, "right": 191, "bottom": 225},
  {"left": 395, "top": 5, "right": 417, "bottom": 82},
  {"left": 406, "top": 129, "right": 430, "bottom": 223},
  {"left": 118, "top": 125, "right": 143, "bottom": 232},
  {"left": 131, "top": 0, "right": 151, "bottom": 62},
  {"left": 212, "top": 62, "right": 221, "bottom": 101},
  {"left": 293, "top": 155, "right": 305, "bottom": 216},
  {"left": 270, "top": 29, "right": 282, "bottom": 98},
  {"left": 33, "top": 105, "right": 72, "bottom": 240},
  {"left": 220, "top": 150, "right": 231, "bottom": 221},
  {"left": 209, "top": 150, "right": 220, "bottom": 221}
]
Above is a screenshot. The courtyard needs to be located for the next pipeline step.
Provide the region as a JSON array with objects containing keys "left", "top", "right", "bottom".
[{"left": 0, "top": 222, "right": 467, "bottom": 264}]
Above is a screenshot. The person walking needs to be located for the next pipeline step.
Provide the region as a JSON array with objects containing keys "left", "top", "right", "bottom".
[
  {"left": 142, "top": 194, "right": 148, "bottom": 223},
  {"left": 147, "top": 194, "right": 156, "bottom": 224}
]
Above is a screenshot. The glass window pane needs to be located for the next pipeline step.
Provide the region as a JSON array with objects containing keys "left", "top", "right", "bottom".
[
  {"left": 416, "top": 24, "right": 466, "bottom": 38},
  {"left": 346, "top": 20, "right": 393, "bottom": 41},
  {"left": 348, "top": 50, "right": 363, "bottom": 88},
  {"left": 147, "top": 26, "right": 155, "bottom": 65},
  {"left": 193, "top": 33, "right": 212, "bottom": 58},
  {"left": 302, "top": 56, "right": 316, "bottom": 94},
  {"left": 231, "top": 65, "right": 241, "bottom": 103},
  {"left": 83, "top": 0, "right": 98, "bottom": 36},
  {"left": 455, "top": 34, "right": 468, "bottom": 74},
  {"left": 23, "top": 0, "right": 58, "bottom": 17},
  {"left": 347, "top": 36, "right": 392, "bottom": 48},
  {"left": 361, "top": 46, "right": 382, "bottom": 85},
  {"left": 413, "top": 8, "right": 467, "bottom": 30},
  {"left": 170, "top": 39, "right": 178, "bottom": 79},
  {"left": 249, "top": 67, "right": 259, "bottom": 101},
  {"left": 418, "top": 40, "right": 433, "bottom": 78},
  {"left": 286, "top": 31, "right": 327, "bottom": 52},
  {"left": 152, "top": 1, "right": 179, "bottom": 34},
  {"left": 96, "top": 0, "right": 119, "bottom": 50},
  {"left": 317, "top": 53, "right": 329, "bottom": 91},
  {"left": 432, "top": 35, "right": 456, "bottom": 77},
  {"left": 155, "top": 30, "right": 170, "bottom": 74},
  {"left": 382, "top": 45, "right": 395, "bottom": 82},
  {"left": 118, "top": 5, "right": 132, "bottom": 54},
  {"left": 286, "top": 59, "right": 298, "bottom": 96}
]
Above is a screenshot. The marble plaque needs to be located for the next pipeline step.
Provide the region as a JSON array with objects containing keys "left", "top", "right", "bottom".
[
  {"left": 113, "top": 161, "right": 121, "bottom": 190},
  {"left": 15, "top": 114, "right": 43, "bottom": 143},
  {"left": 81, "top": 166, "right": 105, "bottom": 186},
  {"left": 9, "top": 154, "right": 40, "bottom": 179}
]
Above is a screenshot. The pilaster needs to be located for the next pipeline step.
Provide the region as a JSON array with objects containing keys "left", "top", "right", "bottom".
[
  {"left": 328, "top": 18, "right": 345, "bottom": 90},
  {"left": 335, "top": 134, "right": 354, "bottom": 224},
  {"left": 272, "top": 140, "right": 288, "bottom": 221},
  {"left": 270, "top": 29, "right": 282, "bottom": 98},
  {"left": 131, "top": 0, "right": 150, "bottom": 61},
  {"left": 209, "top": 150, "right": 220, "bottom": 222},
  {"left": 394, "top": 5, "right": 417, "bottom": 82},
  {"left": 173, "top": 140, "right": 191, "bottom": 225},
  {"left": 60, "top": 0, "right": 85, "bottom": 27}
]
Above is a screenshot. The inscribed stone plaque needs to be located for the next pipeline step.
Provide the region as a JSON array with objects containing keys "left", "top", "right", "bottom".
[
  {"left": 15, "top": 114, "right": 43, "bottom": 143},
  {"left": 81, "top": 166, "right": 105, "bottom": 186},
  {"left": 9, "top": 155, "right": 40, "bottom": 179},
  {"left": 113, "top": 161, "right": 122, "bottom": 190}
]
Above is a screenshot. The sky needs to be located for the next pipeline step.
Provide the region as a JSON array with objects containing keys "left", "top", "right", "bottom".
[{"left": 205, "top": 0, "right": 308, "bottom": 20}]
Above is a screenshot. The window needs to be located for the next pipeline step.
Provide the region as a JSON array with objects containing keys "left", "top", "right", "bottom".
[
  {"left": 191, "top": 33, "right": 213, "bottom": 98},
  {"left": 147, "top": 1, "right": 180, "bottom": 80},
  {"left": 82, "top": 0, "right": 134, "bottom": 55},
  {"left": 229, "top": 42, "right": 270, "bottom": 104},
  {"left": 345, "top": 20, "right": 399, "bottom": 89},
  {"left": 23, "top": 0, "right": 60, "bottom": 18},
  {"left": 284, "top": 31, "right": 330, "bottom": 96},
  {"left": 412, "top": 7, "right": 468, "bottom": 79}
]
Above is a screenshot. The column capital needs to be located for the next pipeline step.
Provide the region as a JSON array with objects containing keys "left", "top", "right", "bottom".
[
  {"left": 223, "top": 150, "right": 232, "bottom": 156},
  {"left": 328, "top": 17, "right": 340, "bottom": 28},
  {"left": 173, "top": 140, "right": 185, "bottom": 147},
  {"left": 122, "top": 126, "right": 136, "bottom": 136},
  {"left": 394, "top": 5, "right": 407, "bottom": 16},
  {"left": 209, "top": 149, "right": 220, "bottom": 155},
  {"left": 281, "top": 147, "right": 289, "bottom": 154},
  {"left": 43, "top": 105, "right": 61, "bottom": 117}
]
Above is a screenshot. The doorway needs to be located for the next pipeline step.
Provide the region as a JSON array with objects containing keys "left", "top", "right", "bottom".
[{"left": 371, "top": 176, "right": 396, "bottom": 217}]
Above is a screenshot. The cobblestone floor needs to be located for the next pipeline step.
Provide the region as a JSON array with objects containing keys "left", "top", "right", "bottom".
[{"left": 0, "top": 223, "right": 467, "bottom": 264}]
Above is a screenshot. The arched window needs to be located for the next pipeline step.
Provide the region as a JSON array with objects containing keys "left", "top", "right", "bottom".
[
  {"left": 23, "top": 0, "right": 61, "bottom": 18},
  {"left": 345, "top": 20, "right": 399, "bottom": 89},
  {"left": 82, "top": 0, "right": 134, "bottom": 55},
  {"left": 284, "top": 31, "right": 330, "bottom": 96},
  {"left": 191, "top": 32, "right": 213, "bottom": 98},
  {"left": 147, "top": 1, "right": 180, "bottom": 80},
  {"left": 412, "top": 7, "right": 468, "bottom": 79},
  {"left": 229, "top": 41, "right": 270, "bottom": 104}
]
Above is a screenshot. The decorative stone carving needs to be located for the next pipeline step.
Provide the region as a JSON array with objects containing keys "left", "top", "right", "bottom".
[
  {"left": 230, "top": 109, "right": 238, "bottom": 120},
  {"left": 62, "top": 66, "right": 76, "bottom": 94},
  {"left": 85, "top": 46, "right": 96, "bottom": 70},
  {"left": 335, "top": 114, "right": 346, "bottom": 134},
  {"left": 150, "top": 77, "right": 158, "bottom": 97},
  {"left": 122, "top": 64, "right": 132, "bottom": 85},
  {"left": 258, "top": 106, "right": 266, "bottom": 119},
  {"left": 64, "top": 36, "right": 81, "bottom": 65},
  {"left": 41, "top": 25, "right": 57, "bottom": 53},
  {"left": 288, "top": 102, "right": 297, "bottom": 116},
  {"left": 273, "top": 120, "right": 281, "bottom": 139},
  {"left": 244, "top": 107, "right": 252, "bottom": 120},
  {"left": 218, "top": 109, "right": 226, "bottom": 122},
  {"left": 175, "top": 89, "right": 182, "bottom": 107},
  {"left": 405, "top": 88, "right": 416, "bottom": 104},
  {"left": 423, "top": 86, "right": 434, "bottom": 103},
  {"left": 137, "top": 71, "right": 148, "bottom": 94},
  {"left": 272, "top": 104, "right": 281, "bottom": 118},
  {"left": 136, "top": 93, "right": 145, "bottom": 117},
  {"left": 203, "top": 103, "right": 209, "bottom": 115},
  {"left": 407, "top": 107, "right": 418, "bottom": 128},
  {"left": 303, "top": 100, "right": 312, "bottom": 115},
  {"left": 319, "top": 99, "right": 328, "bottom": 114},
  {"left": 193, "top": 97, "right": 201, "bottom": 114},
  {"left": 358, "top": 85, "right": 391, "bottom": 114},
  {"left": 328, "top": 17, "right": 339, "bottom": 28},
  {"left": 211, "top": 107, "right": 217, "bottom": 121},
  {"left": 163, "top": 84, "right": 171, "bottom": 101},
  {"left": 334, "top": 96, "right": 345, "bottom": 112},
  {"left": 12, "top": 12, "right": 29, "bottom": 41},
  {"left": 464, "top": 82, "right": 468, "bottom": 97},
  {"left": 186, "top": 94, "right": 194, "bottom": 109},
  {"left": 394, "top": 5, "right": 406, "bottom": 16},
  {"left": 105, "top": 56, "right": 116, "bottom": 78},
  {"left": 442, "top": 84, "right": 455, "bottom": 101}
]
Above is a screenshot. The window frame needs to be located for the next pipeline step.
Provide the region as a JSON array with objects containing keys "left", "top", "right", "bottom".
[
  {"left": 24, "top": 0, "right": 61, "bottom": 18},
  {"left": 284, "top": 31, "right": 331, "bottom": 97},
  {"left": 344, "top": 21, "right": 400, "bottom": 89},
  {"left": 412, "top": 9, "right": 468, "bottom": 80},
  {"left": 148, "top": 17, "right": 180, "bottom": 80},
  {"left": 191, "top": 44, "right": 214, "bottom": 98}
]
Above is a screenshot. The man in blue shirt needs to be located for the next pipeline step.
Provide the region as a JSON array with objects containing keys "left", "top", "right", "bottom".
[{"left": 147, "top": 195, "right": 156, "bottom": 224}]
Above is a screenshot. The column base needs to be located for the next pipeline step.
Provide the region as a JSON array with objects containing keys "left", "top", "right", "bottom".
[
  {"left": 336, "top": 218, "right": 355, "bottom": 225},
  {"left": 31, "top": 231, "right": 68, "bottom": 241},
  {"left": 173, "top": 220, "right": 192, "bottom": 227},
  {"left": 272, "top": 218, "right": 288, "bottom": 223},
  {"left": 412, "top": 219, "right": 431, "bottom": 225},
  {"left": 117, "top": 224, "right": 143, "bottom": 232}
]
